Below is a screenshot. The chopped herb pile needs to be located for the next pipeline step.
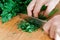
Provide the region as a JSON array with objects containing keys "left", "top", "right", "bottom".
[
  {"left": 18, "top": 20, "right": 37, "bottom": 32},
  {"left": 25, "top": 17, "right": 43, "bottom": 27},
  {"left": 18, "top": 17, "right": 44, "bottom": 32}
]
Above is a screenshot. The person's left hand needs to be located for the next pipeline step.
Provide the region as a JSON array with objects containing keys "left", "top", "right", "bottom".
[{"left": 27, "top": 0, "right": 60, "bottom": 17}]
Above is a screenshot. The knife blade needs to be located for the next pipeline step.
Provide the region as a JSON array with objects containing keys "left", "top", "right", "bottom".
[{"left": 19, "top": 14, "right": 47, "bottom": 28}]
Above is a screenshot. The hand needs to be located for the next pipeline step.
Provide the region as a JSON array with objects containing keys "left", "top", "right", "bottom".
[
  {"left": 27, "top": 0, "right": 59, "bottom": 17},
  {"left": 43, "top": 15, "right": 60, "bottom": 39}
]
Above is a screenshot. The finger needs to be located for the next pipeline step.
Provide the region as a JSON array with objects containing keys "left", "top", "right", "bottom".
[
  {"left": 50, "top": 23, "right": 56, "bottom": 38},
  {"left": 55, "top": 25, "right": 60, "bottom": 40},
  {"left": 44, "top": 0, "right": 60, "bottom": 16},
  {"left": 33, "top": 0, "right": 49, "bottom": 17},
  {"left": 56, "top": 27, "right": 60, "bottom": 36},
  {"left": 54, "top": 22, "right": 60, "bottom": 36},
  {"left": 27, "top": 0, "right": 36, "bottom": 16},
  {"left": 43, "top": 19, "right": 52, "bottom": 34}
]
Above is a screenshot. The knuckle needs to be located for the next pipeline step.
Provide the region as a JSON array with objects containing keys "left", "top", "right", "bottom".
[
  {"left": 27, "top": 6, "right": 32, "bottom": 11},
  {"left": 33, "top": 10, "right": 39, "bottom": 14}
]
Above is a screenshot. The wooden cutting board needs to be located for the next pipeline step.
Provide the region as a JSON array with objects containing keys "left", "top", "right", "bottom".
[
  {"left": 0, "top": 2, "right": 60, "bottom": 40},
  {"left": 0, "top": 15, "right": 52, "bottom": 40}
]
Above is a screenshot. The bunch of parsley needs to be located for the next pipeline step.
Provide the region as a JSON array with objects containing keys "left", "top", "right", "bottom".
[{"left": 0, "top": 0, "right": 31, "bottom": 23}]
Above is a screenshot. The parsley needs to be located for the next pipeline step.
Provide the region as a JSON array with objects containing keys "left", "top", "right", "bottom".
[
  {"left": 0, "top": 0, "right": 32, "bottom": 23},
  {"left": 48, "top": 9, "right": 58, "bottom": 17},
  {"left": 18, "top": 20, "right": 36, "bottom": 32},
  {"left": 17, "top": 17, "right": 43, "bottom": 32},
  {"left": 41, "top": 5, "right": 47, "bottom": 11}
]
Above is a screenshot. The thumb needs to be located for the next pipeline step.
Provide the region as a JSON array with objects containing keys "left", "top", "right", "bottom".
[
  {"left": 43, "top": 20, "right": 52, "bottom": 34},
  {"left": 55, "top": 24, "right": 60, "bottom": 40}
]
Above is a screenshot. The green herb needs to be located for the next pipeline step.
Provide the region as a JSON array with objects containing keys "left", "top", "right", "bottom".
[
  {"left": 0, "top": 0, "right": 32, "bottom": 23},
  {"left": 48, "top": 9, "right": 58, "bottom": 17},
  {"left": 41, "top": 5, "right": 47, "bottom": 11},
  {"left": 39, "top": 5, "right": 58, "bottom": 20},
  {"left": 38, "top": 14, "right": 47, "bottom": 20},
  {"left": 18, "top": 20, "right": 37, "bottom": 32},
  {"left": 38, "top": 5, "right": 47, "bottom": 20},
  {"left": 25, "top": 17, "right": 43, "bottom": 27}
]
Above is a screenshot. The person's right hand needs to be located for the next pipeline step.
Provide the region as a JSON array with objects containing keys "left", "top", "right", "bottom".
[
  {"left": 27, "top": 0, "right": 60, "bottom": 17},
  {"left": 43, "top": 15, "right": 60, "bottom": 39}
]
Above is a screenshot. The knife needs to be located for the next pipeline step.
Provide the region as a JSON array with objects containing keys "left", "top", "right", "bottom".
[{"left": 19, "top": 14, "right": 47, "bottom": 28}]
